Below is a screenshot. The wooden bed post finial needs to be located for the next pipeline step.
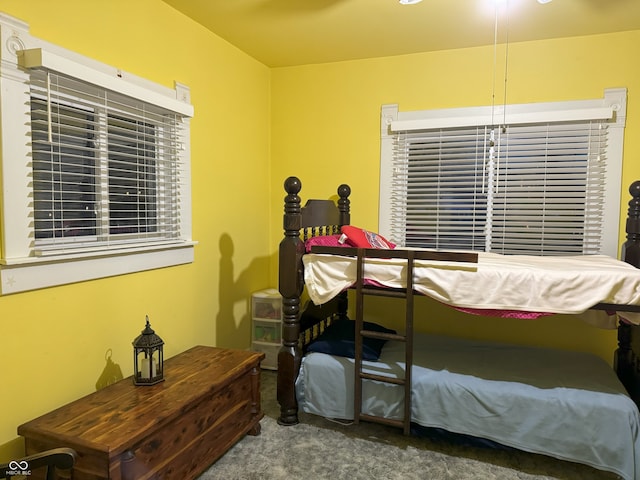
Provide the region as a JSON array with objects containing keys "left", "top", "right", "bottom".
[
  {"left": 337, "top": 183, "right": 351, "bottom": 227},
  {"left": 283, "top": 176, "right": 302, "bottom": 229},
  {"left": 284, "top": 176, "right": 302, "bottom": 196},
  {"left": 622, "top": 180, "right": 640, "bottom": 268}
]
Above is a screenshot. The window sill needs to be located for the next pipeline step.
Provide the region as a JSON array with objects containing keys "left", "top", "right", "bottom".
[{"left": 0, "top": 242, "right": 196, "bottom": 294}]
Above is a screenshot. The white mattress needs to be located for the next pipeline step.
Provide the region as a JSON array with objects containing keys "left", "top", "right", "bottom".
[
  {"left": 296, "top": 333, "right": 640, "bottom": 480},
  {"left": 303, "top": 251, "right": 640, "bottom": 326}
]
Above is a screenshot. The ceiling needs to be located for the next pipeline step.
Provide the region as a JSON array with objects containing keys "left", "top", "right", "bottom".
[{"left": 161, "top": 0, "right": 640, "bottom": 68}]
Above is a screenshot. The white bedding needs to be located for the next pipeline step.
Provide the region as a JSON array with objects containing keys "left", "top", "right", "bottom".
[
  {"left": 303, "top": 251, "right": 640, "bottom": 326},
  {"left": 296, "top": 333, "right": 640, "bottom": 480}
]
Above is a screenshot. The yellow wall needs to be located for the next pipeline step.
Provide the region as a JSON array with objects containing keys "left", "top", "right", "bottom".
[
  {"left": 0, "top": 0, "right": 271, "bottom": 460},
  {"left": 269, "top": 31, "right": 640, "bottom": 362}
]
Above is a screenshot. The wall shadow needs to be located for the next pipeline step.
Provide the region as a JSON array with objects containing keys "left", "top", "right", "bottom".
[
  {"left": 217, "top": 233, "right": 272, "bottom": 349},
  {"left": 95, "top": 349, "right": 124, "bottom": 391}
]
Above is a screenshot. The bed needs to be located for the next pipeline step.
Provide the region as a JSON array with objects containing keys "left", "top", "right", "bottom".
[{"left": 276, "top": 176, "right": 640, "bottom": 480}]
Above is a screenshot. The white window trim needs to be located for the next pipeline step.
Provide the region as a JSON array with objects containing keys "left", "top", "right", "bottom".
[
  {"left": 379, "top": 88, "right": 627, "bottom": 258},
  {"left": 0, "top": 13, "right": 196, "bottom": 294}
]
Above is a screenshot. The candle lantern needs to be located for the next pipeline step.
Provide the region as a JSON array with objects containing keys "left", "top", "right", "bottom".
[{"left": 132, "top": 316, "right": 164, "bottom": 385}]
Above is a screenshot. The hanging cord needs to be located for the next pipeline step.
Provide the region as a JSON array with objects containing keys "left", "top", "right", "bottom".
[
  {"left": 46, "top": 71, "right": 52, "bottom": 143},
  {"left": 490, "top": 0, "right": 510, "bottom": 129},
  {"left": 491, "top": 1, "right": 511, "bottom": 190},
  {"left": 502, "top": 2, "right": 510, "bottom": 131},
  {"left": 490, "top": 6, "right": 498, "bottom": 128},
  {"left": 490, "top": 0, "right": 512, "bottom": 252},
  {"left": 497, "top": 1, "right": 510, "bottom": 193},
  {"left": 486, "top": 0, "right": 510, "bottom": 251},
  {"left": 483, "top": 5, "right": 499, "bottom": 197}
]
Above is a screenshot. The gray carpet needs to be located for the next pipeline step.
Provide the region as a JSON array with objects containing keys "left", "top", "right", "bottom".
[{"left": 198, "top": 370, "right": 620, "bottom": 480}]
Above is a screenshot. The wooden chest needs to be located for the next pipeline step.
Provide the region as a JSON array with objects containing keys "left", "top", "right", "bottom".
[{"left": 18, "top": 346, "right": 264, "bottom": 480}]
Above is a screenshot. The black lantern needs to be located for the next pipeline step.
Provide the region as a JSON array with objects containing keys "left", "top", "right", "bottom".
[{"left": 132, "top": 316, "right": 164, "bottom": 385}]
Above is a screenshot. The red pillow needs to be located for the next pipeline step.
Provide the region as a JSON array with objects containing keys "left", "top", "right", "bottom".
[{"left": 340, "top": 226, "right": 396, "bottom": 249}]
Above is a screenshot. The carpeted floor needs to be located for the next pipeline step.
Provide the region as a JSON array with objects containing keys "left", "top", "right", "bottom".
[{"left": 198, "top": 370, "right": 620, "bottom": 480}]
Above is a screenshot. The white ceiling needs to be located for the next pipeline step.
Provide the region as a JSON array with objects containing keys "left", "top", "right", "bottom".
[{"left": 161, "top": 0, "right": 640, "bottom": 67}]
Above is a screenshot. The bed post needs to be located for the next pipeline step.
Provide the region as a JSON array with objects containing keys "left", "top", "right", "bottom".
[
  {"left": 277, "top": 176, "right": 305, "bottom": 425},
  {"left": 621, "top": 181, "right": 640, "bottom": 268},
  {"left": 617, "top": 180, "right": 640, "bottom": 405},
  {"left": 336, "top": 184, "right": 352, "bottom": 319}
]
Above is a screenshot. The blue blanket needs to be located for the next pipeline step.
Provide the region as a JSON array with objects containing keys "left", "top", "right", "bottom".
[{"left": 296, "top": 333, "right": 640, "bottom": 479}]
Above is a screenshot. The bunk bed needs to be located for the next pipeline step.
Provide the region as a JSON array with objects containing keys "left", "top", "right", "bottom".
[{"left": 277, "top": 176, "right": 640, "bottom": 480}]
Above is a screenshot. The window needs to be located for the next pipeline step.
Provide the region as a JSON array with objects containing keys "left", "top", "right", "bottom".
[
  {"left": 29, "top": 71, "right": 183, "bottom": 254},
  {"left": 379, "top": 89, "right": 627, "bottom": 257},
  {"left": 0, "top": 14, "right": 194, "bottom": 294}
]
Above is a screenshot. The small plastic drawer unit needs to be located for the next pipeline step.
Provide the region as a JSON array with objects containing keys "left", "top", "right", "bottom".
[{"left": 251, "top": 288, "right": 283, "bottom": 370}]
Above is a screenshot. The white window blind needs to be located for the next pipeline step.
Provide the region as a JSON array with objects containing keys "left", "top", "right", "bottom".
[
  {"left": 394, "top": 126, "right": 488, "bottom": 251},
  {"left": 29, "top": 70, "right": 183, "bottom": 256},
  {"left": 491, "top": 122, "right": 606, "bottom": 255},
  {"left": 393, "top": 122, "right": 606, "bottom": 255},
  {"left": 380, "top": 89, "right": 627, "bottom": 257}
]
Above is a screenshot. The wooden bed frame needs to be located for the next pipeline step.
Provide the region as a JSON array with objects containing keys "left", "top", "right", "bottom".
[{"left": 277, "top": 176, "right": 640, "bottom": 426}]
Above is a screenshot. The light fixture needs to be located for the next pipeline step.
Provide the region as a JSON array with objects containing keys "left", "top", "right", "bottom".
[
  {"left": 399, "top": 0, "right": 423, "bottom": 4},
  {"left": 537, "top": 0, "right": 552, "bottom": 3}
]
